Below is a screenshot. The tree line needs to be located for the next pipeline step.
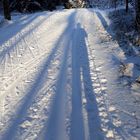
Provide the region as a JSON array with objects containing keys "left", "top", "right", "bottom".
[
  {"left": 1, "top": 0, "right": 140, "bottom": 29},
  {"left": 135, "top": 0, "right": 140, "bottom": 29},
  {"left": 2, "top": 0, "right": 70, "bottom": 20}
]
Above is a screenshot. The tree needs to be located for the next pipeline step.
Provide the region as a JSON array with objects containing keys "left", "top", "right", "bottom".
[
  {"left": 125, "top": 0, "right": 128, "bottom": 12},
  {"left": 3, "top": 0, "right": 11, "bottom": 20},
  {"left": 135, "top": 0, "right": 140, "bottom": 29},
  {"left": 123, "top": 0, "right": 140, "bottom": 29}
]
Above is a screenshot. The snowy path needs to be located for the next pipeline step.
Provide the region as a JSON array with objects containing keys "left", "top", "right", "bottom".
[{"left": 0, "top": 9, "right": 140, "bottom": 140}]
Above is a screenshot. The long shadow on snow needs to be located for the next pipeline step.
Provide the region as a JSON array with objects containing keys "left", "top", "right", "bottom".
[
  {"left": 0, "top": 14, "right": 36, "bottom": 41},
  {"left": 0, "top": 13, "right": 54, "bottom": 63},
  {"left": 0, "top": 12, "right": 53, "bottom": 45},
  {"left": 70, "top": 23, "right": 104, "bottom": 140},
  {"left": 95, "top": 11, "right": 136, "bottom": 140},
  {"left": 37, "top": 11, "right": 76, "bottom": 140},
  {"left": 1, "top": 11, "right": 76, "bottom": 140}
]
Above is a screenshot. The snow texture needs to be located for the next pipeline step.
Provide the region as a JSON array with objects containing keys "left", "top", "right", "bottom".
[{"left": 0, "top": 7, "right": 140, "bottom": 140}]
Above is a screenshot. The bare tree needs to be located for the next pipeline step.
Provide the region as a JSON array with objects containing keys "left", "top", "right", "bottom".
[{"left": 3, "top": 0, "right": 11, "bottom": 20}]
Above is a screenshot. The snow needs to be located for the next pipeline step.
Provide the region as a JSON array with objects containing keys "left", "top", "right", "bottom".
[{"left": 0, "top": 7, "right": 140, "bottom": 140}]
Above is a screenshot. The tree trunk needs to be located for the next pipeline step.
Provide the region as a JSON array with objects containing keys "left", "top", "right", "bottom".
[
  {"left": 125, "top": 0, "right": 128, "bottom": 12},
  {"left": 3, "top": 0, "right": 11, "bottom": 20},
  {"left": 135, "top": 0, "right": 140, "bottom": 29}
]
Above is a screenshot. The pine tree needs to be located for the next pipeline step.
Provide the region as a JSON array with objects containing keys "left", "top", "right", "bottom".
[{"left": 3, "top": 0, "right": 11, "bottom": 20}]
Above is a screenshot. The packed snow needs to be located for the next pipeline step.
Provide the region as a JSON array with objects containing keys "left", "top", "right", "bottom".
[{"left": 0, "top": 7, "right": 140, "bottom": 140}]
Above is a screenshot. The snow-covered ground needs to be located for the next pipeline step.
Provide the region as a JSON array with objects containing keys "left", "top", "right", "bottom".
[{"left": 0, "top": 8, "right": 140, "bottom": 140}]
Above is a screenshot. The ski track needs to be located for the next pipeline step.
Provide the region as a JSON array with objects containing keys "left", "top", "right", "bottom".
[{"left": 0, "top": 8, "right": 140, "bottom": 140}]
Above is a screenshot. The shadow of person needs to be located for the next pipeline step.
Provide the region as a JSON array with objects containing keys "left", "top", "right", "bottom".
[
  {"left": 70, "top": 23, "right": 87, "bottom": 140},
  {"left": 71, "top": 23, "right": 104, "bottom": 140}
]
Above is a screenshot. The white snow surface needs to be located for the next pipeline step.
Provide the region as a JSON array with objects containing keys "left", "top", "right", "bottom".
[{"left": 0, "top": 8, "right": 140, "bottom": 140}]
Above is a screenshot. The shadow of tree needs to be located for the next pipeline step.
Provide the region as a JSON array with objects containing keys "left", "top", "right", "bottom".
[
  {"left": 1, "top": 11, "right": 76, "bottom": 140},
  {"left": 36, "top": 11, "right": 76, "bottom": 140},
  {"left": 0, "top": 12, "right": 55, "bottom": 63}
]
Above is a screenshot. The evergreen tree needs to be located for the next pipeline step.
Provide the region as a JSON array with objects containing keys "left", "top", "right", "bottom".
[
  {"left": 3, "top": 0, "right": 11, "bottom": 20},
  {"left": 135, "top": 0, "right": 140, "bottom": 29}
]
